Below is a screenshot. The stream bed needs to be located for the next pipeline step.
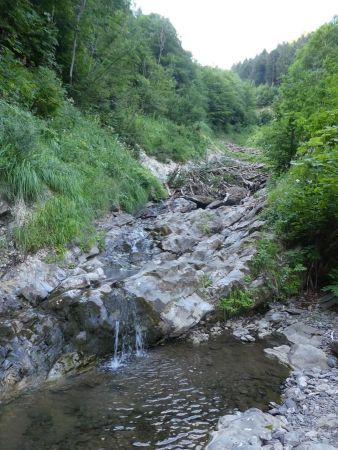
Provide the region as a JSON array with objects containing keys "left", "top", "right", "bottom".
[{"left": 0, "top": 334, "right": 288, "bottom": 450}]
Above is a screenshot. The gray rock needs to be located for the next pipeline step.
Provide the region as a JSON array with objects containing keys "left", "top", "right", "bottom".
[
  {"left": 19, "top": 280, "right": 54, "bottom": 305},
  {"left": 284, "top": 430, "right": 305, "bottom": 446},
  {"left": 110, "top": 213, "right": 134, "bottom": 227},
  {"left": 0, "top": 199, "right": 11, "bottom": 216},
  {"left": 84, "top": 245, "right": 100, "bottom": 259},
  {"left": 170, "top": 197, "right": 197, "bottom": 213},
  {"left": 297, "top": 375, "right": 308, "bottom": 388},
  {"left": 0, "top": 172, "right": 269, "bottom": 398},
  {"left": 184, "top": 195, "right": 216, "bottom": 208},
  {"left": 206, "top": 199, "right": 227, "bottom": 210},
  {"left": 330, "top": 341, "right": 338, "bottom": 357},
  {"left": 316, "top": 414, "right": 338, "bottom": 429},
  {"left": 327, "top": 356, "right": 337, "bottom": 368},
  {"left": 283, "top": 323, "right": 323, "bottom": 347},
  {"left": 264, "top": 345, "right": 291, "bottom": 366},
  {"left": 206, "top": 408, "right": 286, "bottom": 450},
  {"left": 224, "top": 186, "right": 248, "bottom": 205},
  {"left": 289, "top": 344, "right": 329, "bottom": 370},
  {"left": 59, "top": 274, "right": 92, "bottom": 291},
  {"left": 270, "top": 311, "right": 287, "bottom": 323},
  {"left": 294, "top": 443, "right": 338, "bottom": 450}
]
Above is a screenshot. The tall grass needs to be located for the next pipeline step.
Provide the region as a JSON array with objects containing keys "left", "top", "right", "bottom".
[
  {"left": 113, "top": 113, "right": 207, "bottom": 162},
  {"left": 0, "top": 101, "right": 166, "bottom": 252}
]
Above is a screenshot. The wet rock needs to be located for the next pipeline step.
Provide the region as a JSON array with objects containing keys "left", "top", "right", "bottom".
[
  {"left": 0, "top": 161, "right": 269, "bottom": 397},
  {"left": 48, "top": 352, "right": 92, "bottom": 380},
  {"left": 206, "top": 408, "right": 286, "bottom": 450},
  {"left": 210, "top": 326, "right": 222, "bottom": 336},
  {"left": 241, "top": 334, "right": 255, "bottom": 342}
]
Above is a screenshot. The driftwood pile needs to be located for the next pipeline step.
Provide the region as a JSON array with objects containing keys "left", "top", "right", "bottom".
[{"left": 167, "top": 155, "right": 267, "bottom": 199}]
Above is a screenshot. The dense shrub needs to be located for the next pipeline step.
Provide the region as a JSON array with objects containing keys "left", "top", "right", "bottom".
[
  {"left": 251, "top": 238, "right": 306, "bottom": 299},
  {"left": 251, "top": 19, "right": 338, "bottom": 283},
  {"left": 0, "top": 50, "right": 64, "bottom": 117},
  {"left": 219, "top": 289, "right": 254, "bottom": 318}
]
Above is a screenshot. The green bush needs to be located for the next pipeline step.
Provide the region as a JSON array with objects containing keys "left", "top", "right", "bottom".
[
  {"left": 323, "top": 269, "right": 338, "bottom": 298},
  {"left": 219, "top": 288, "right": 254, "bottom": 318},
  {"left": 0, "top": 50, "right": 64, "bottom": 117},
  {"left": 251, "top": 237, "right": 306, "bottom": 299},
  {"left": 255, "top": 84, "right": 279, "bottom": 108},
  {"left": 268, "top": 125, "right": 338, "bottom": 279},
  {"left": 257, "top": 109, "right": 274, "bottom": 126}
]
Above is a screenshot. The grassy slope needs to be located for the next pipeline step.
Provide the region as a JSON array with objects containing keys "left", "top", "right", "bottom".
[{"left": 0, "top": 101, "right": 166, "bottom": 252}]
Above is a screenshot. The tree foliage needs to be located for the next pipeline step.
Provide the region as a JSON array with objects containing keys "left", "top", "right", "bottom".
[
  {"left": 260, "top": 18, "right": 338, "bottom": 282},
  {"left": 232, "top": 35, "right": 309, "bottom": 86},
  {"left": 0, "top": 0, "right": 257, "bottom": 251}
]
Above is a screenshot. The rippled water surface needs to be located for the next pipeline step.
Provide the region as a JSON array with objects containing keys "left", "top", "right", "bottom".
[{"left": 0, "top": 334, "right": 288, "bottom": 450}]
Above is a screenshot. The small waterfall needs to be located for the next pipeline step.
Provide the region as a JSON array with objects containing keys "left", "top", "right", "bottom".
[
  {"left": 108, "top": 307, "right": 146, "bottom": 370},
  {"left": 110, "top": 320, "right": 122, "bottom": 369},
  {"left": 135, "top": 324, "right": 145, "bottom": 357}
]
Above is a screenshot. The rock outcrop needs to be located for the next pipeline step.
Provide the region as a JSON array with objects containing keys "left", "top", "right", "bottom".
[{"left": 0, "top": 153, "right": 267, "bottom": 397}]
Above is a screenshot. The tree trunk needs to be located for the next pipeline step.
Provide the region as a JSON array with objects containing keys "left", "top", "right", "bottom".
[
  {"left": 157, "top": 26, "right": 166, "bottom": 65},
  {"left": 69, "top": 0, "right": 87, "bottom": 86}
]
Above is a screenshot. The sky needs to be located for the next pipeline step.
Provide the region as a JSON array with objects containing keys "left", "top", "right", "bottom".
[{"left": 133, "top": 0, "right": 337, "bottom": 69}]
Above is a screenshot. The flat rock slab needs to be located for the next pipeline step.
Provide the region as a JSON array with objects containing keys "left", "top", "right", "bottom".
[
  {"left": 283, "top": 322, "right": 323, "bottom": 347},
  {"left": 265, "top": 343, "right": 328, "bottom": 370},
  {"left": 289, "top": 344, "right": 328, "bottom": 370},
  {"left": 206, "top": 408, "right": 286, "bottom": 450}
]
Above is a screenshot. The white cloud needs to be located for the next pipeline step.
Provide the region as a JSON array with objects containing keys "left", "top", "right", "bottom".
[{"left": 133, "top": 0, "right": 337, "bottom": 68}]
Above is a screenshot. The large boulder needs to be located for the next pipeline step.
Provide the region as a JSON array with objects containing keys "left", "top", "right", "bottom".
[
  {"left": 289, "top": 344, "right": 328, "bottom": 370},
  {"left": 122, "top": 259, "right": 213, "bottom": 337},
  {"left": 265, "top": 343, "right": 328, "bottom": 370}
]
